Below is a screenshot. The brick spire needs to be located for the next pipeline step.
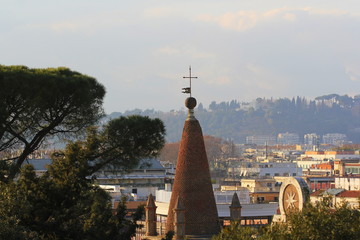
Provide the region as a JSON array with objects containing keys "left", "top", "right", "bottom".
[{"left": 166, "top": 97, "right": 219, "bottom": 236}]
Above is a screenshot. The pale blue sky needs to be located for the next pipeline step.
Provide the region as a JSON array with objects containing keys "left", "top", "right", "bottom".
[{"left": 1, "top": 1, "right": 360, "bottom": 113}]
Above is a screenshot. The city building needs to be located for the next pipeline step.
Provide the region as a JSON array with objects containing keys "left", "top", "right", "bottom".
[
  {"left": 277, "top": 132, "right": 300, "bottom": 145},
  {"left": 297, "top": 160, "right": 334, "bottom": 176},
  {"left": 93, "top": 158, "right": 167, "bottom": 201},
  {"left": 245, "top": 135, "right": 276, "bottom": 145},
  {"left": 310, "top": 189, "right": 360, "bottom": 208},
  {"left": 228, "top": 161, "right": 302, "bottom": 178},
  {"left": 25, "top": 158, "right": 167, "bottom": 202},
  {"left": 304, "top": 133, "right": 320, "bottom": 148},
  {"left": 304, "top": 177, "right": 335, "bottom": 191},
  {"left": 322, "top": 133, "right": 348, "bottom": 145},
  {"left": 300, "top": 151, "right": 360, "bottom": 161},
  {"left": 240, "top": 178, "right": 281, "bottom": 203},
  {"left": 335, "top": 176, "right": 360, "bottom": 190}
]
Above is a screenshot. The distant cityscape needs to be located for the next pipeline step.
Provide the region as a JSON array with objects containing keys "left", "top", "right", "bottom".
[{"left": 246, "top": 132, "right": 347, "bottom": 146}]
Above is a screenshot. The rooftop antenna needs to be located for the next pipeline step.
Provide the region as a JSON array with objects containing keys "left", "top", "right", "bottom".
[
  {"left": 265, "top": 141, "right": 268, "bottom": 160},
  {"left": 182, "top": 66, "right": 197, "bottom": 97}
]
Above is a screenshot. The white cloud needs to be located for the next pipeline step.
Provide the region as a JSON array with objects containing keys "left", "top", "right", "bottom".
[
  {"left": 198, "top": 11, "right": 258, "bottom": 31},
  {"left": 198, "top": 7, "right": 352, "bottom": 31}
]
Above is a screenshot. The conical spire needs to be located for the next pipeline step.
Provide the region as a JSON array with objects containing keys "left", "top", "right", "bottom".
[
  {"left": 145, "top": 194, "right": 157, "bottom": 236},
  {"left": 229, "top": 192, "right": 242, "bottom": 221},
  {"left": 146, "top": 193, "right": 156, "bottom": 208},
  {"left": 166, "top": 96, "right": 219, "bottom": 236},
  {"left": 230, "top": 192, "right": 241, "bottom": 208}
]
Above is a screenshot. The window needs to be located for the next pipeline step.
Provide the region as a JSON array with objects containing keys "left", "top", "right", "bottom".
[{"left": 266, "top": 183, "right": 272, "bottom": 187}]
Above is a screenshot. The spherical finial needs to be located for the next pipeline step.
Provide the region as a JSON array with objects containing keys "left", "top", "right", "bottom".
[{"left": 185, "top": 97, "right": 197, "bottom": 109}]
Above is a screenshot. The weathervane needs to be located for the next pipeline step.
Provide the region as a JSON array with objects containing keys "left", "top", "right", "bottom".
[{"left": 182, "top": 66, "right": 197, "bottom": 97}]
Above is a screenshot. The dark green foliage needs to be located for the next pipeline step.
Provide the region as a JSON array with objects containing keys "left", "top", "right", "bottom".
[
  {"left": 0, "top": 65, "right": 166, "bottom": 239},
  {"left": 0, "top": 111, "right": 165, "bottom": 239},
  {"left": 213, "top": 200, "right": 360, "bottom": 240},
  {"left": 212, "top": 223, "right": 259, "bottom": 240},
  {"left": 161, "top": 231, "right": 174, "bottom": 240},
  {"left": 267, "top": 200, "right": 360, "bottom": 240},
  {"left": 58, "top": 115, "right": 166, "bottom": 176},
  {"left": 0, "top": 151, "right": 146, "bottom": 240},
  {"left": 113, "top": 197, "right": 145, "bottom": 240},
  {"left": 0, "top": 65, "right": 106, "bottom": 180}
]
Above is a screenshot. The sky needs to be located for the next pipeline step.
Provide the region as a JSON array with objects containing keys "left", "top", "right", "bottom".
[{"left": 1, "top": 1, "right": 360, "bottom": 113}]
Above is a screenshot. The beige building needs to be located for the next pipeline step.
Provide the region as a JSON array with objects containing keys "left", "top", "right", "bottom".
[
  {"left": 240, "top": 178, "right": 281, "bottom": 203},
  {"left": 310, "top": 188, "right": 360, "bottom": 209},
  {"left": 301, "top": 151, "right": 360, "bottom": 161}
]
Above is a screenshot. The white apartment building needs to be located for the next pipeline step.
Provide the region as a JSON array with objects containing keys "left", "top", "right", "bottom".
[
  {"left": 304, "top": 133, "right": 320, "bottom": 146},
  {"left": 335, "top": 177, "right": 360, "bottom": 190},
  {"left": 277, "top": 132, "right": 300, "bottom": 145},
  {"left": 228, "top": 162, "right": 302, "bottom": 178},
  {"left": 322, "top": 133, "right": 347, "bottom": 145}
]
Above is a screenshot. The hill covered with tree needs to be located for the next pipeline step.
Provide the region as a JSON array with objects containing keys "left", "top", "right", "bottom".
[{"left": 109, "top": 94, "right": 360, "bottom": 144}]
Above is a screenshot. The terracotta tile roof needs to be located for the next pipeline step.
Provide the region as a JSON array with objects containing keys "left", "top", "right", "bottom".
[
  {"left": 336, "top": 190, "right": 360, "bottom": 198},
  {"left": 310, "top": 189, "right": 325, "bottom": 197}
]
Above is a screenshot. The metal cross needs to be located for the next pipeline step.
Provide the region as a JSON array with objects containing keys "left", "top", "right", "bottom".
[{"left": 182, "top": 66, "right": 197, "bottom": 97}]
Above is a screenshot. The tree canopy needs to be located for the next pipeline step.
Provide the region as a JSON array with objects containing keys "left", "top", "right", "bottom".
[
  {"left": 0, "top": 114, "right": 165, "bottom": 239},
  {"left": 0, "top": 65, "right": 106, "bottom": 180},
  {"left": 0, "top": 65, "right": 167, "bottom": 239},
  {"left": 0, "top": 151, "right": 145, "bottom": 239},
  {"left": 213, "top": 199, "right": 360, "bottom": 240},
  {"left": 55, "top": 115, "right": 166, "bottom": 176}
]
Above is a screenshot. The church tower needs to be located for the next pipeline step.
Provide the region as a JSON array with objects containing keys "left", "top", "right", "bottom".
[{"left": 165, "top": 68, "right": 219, "bottom": 237}]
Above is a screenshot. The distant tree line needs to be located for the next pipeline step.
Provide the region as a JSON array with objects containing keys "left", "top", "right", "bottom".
[{"left": 109, "top": 93, "right": 360, "bottom": 144}]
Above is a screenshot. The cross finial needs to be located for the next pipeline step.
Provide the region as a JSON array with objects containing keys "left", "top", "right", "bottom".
[{"left": 182, "top": 66, "right": 197, "bottom": 97}]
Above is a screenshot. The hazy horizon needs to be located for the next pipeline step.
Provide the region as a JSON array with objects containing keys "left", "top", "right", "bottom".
[{"left": 108, "top": 92, "right": 359, "bottom": 114}]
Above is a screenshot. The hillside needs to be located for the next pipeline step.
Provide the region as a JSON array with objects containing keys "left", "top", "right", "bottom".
[{"left": 108, "top": 94, "right": 360, "bottom": 144}]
